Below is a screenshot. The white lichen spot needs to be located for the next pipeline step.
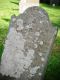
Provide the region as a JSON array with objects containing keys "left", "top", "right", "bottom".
[
  {"left": 17, "top": 19, "right": 23, "bottom": 25},
  {"left": 25, "top": 24, "right": 32, "bottom": 29},
  {"left": 41, "top": 64, "right": 44, "bottom": 67},
  {"left": 25, "top": 25, "right": 30, "bottom": 28},
  {"left": 35, "top": 32, "right": 40, "bottom": 36},
  {"left": 34, "top": 37, "right": 38, "bottom": 42},
  {"left": 41, "top": 57, "right": 45, "bottom": 62},
  {"left": 30, "top": 66, "right": 40, "bottom": 77},
  {"left": 40, "top": 21, "right": 44, "bottom": 23},
  {"left": 46, "top": 21, "right": 48, "bottom": 23},
  {"left": 39, "top": 72, "right": 42, "bottom": 76},
  {"left": 39, "top": 52, "right": 43, "bottom": 57},
  {"left": 34, "top": 44, "right": 38, "bottom": 48},
  {"left": 40, "top": 30, "right": 42, "bottom": 33},
  {"left": 27, "top": 49, "right": 35, "bottom": 59},
  {"left": 12, "top": 18, "right": 16, "bottom": 22},
  {"left": 39, "top": 41, "right": 43, "bottom": 45},
  {"left": 17, "top": 26, "right": 24, "bottom": 31},
  {"left": 16, "top": 19, "right": 24, "bottom": 30}
]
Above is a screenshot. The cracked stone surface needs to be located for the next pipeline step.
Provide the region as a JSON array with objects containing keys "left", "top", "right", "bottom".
[{"left": 0, "top": 6, "right": 57, "bottom": 80}]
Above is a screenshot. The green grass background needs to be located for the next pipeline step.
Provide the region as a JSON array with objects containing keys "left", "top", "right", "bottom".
[{"left": 0, "top": 0, "right": 60, "bottom": 80}]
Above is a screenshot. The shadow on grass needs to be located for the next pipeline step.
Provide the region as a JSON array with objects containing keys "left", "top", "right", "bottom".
[
  {"left": 10, "top": 1, "right": 19, "bottom": 5},
  {"left": 0, "top": 44, "right": 4, "bottom": 61},
  {"left": 55, "top": 36, "right": 60, "bottom": 45},
  {"left": 0, "top": 28, "right": 8, "bottom": 61},
  {"left": 2, "top": 18, "right": 10, "bottom": 22},
  {"left": 52, "top": 22, "right": 60, "bottom": 28},
  {"left": 12, "top": 8, "right": 19, "bottom": 11},
  {"left": 44, "top": 36, "right": 60, "bottom": 80},
  {"left": 44, "top": 51, "right": 60, "bottom": 80}
]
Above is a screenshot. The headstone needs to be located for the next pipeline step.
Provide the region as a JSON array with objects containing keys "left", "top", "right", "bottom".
[
  {"left": 19, "top": 0, "right": 39, "bottom": 13},
  {"left": 52, "top": 4, "right": 55, "bottom": 7},
  {"left": 50, "top": 0, "right": 60, "bottom": 6},
  {"left": 0, "top": 6, "right": 57, "bottom": 80}
]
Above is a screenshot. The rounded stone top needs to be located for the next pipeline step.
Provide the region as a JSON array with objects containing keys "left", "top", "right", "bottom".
[{"left": 19, "top": 6, "right": 49, "bottom": 20}]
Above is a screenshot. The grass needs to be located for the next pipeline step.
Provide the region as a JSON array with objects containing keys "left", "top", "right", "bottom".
[
  {"left": 40, "top": 4, "right": 60, "bottom": 27},
  {"left": 0, "top": 0, "right": 60, "bottom": 80}
]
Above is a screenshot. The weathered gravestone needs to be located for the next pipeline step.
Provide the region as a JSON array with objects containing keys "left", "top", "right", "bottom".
[{"left": 0, "top": 6, "right": 57, "bottom": 80}]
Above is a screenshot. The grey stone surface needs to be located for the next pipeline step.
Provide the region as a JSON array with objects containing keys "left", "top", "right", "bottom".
[{"left": 0, "top": 6, "right": 57, "bottom": 80}]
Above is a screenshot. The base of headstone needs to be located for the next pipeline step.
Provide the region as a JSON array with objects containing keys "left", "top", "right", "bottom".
[{"left": 0, "top": 73, "right": 15, "bottom": 80}]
